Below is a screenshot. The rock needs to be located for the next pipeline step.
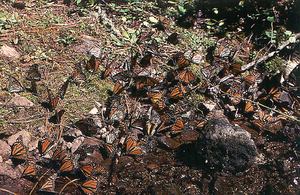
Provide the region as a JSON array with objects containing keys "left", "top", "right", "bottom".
[
  {"left": 7, "top": 130, "right": 31, "bottom": 147},
  {"left": 0, "top": 163, "right": 19, "bottom": 179},
  {"left": 0, "top": 45, "right": 20, "bottom": 58},
  {"left": 0, "top": 140, "right": 11, "bottom": 161},
  {"left": 89, "top": 107, "right": 98, "bottom": 115},
  {"left": 7, "top": 94, "right": 34, "bottom": 107},
  {"left": 28, "top": 139, "right": 39, "bottom": 152},
  {"left": 36, "top": 125, "right": 46, "bottom": 137},
  {"left": 197, "top": 118, "right": 259, "bottom": 173}
]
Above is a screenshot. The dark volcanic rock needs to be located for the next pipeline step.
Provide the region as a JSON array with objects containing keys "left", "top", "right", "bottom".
[{"left": 197, "top": 118, "right": 258, "bottom": 173}]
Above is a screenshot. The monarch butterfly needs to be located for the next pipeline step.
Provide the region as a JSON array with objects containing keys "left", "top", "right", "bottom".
[
  {"left": 80, "top": 163, "right": 105, "bottom": 179},
  {"left": 103, "top": 67, "right": 121, "bottom": 79},
  {"left": 88, "top": 44, "right": 102, "bottom": 58},
  {"left": 230, "top": 92, "right": 242, "bottom": 105},
  {"left": 171, "top": 118, "right": 185, "bottom": 134},
  {"left": 177, "top": 56, "right": 190, "bottom": 69},
  {"left": 109, "top": 106, "right": 125, "bottom": 122},
  {"left": 26, "top": 64, "right": 41, "bottom": 81},
  {"left": 8, "top": 76, "right": 24, "bottom": 93},
  {"left": 126, "top": 137, "right": 145, "bottom": 155},
  {"left": 217, "top": 45, "right": 231, "bottom": 58},
  {"left": 49, "top": 109, "right": 65, "bottom": 124},
  {"left": 201, "top": 66, "right": 213, "bottom": 79},
  {"left": 269, "top": 87, "right": 280, "bottom": 102},
  {"left": 140, "top": 76, "right": 159, "bottom": 87},
  {"left": 94, "top": 164, "right": 105, "bottom": 175},
  {"left": 258, "top": 87, "right": 280, "bottom": 103},
  {"left": 177, "top": 70, "right": 196, "bottom": 84},
  {"left": 86, "top": 55, "right": 100, "bottom": 72},
  {"left": 149, "top": 91, "right": 163, "bottom": 104},
  {"left": 112, "top": 81, "right": 126, "bottom": 96},
  {"left": 196, "top": 119, "right": 206, "bottom": 129},
  {"left": 21, "top": 162, "right": 37, "bottom": 178},
  {"left": 10, "top": 135, "right": 28, "bottom": 161},
  {"left": 169, "top": 84, "right": 186, "bottom": 100},
  {"left": 167, "top": 33, "right": 179, "bottom": 45},
  {"left": 47, "top": 88, "right": 59, "bottom": 111},
  {"left": 243, "top": 75, "right": 256, "bottom": 87},
  {"left": 206, "top": 46, "right": 215, "bottom": 65},
  {"left": 38, "top": 136, "right": 55, "bottom": 156},
  {"left": 104, "top": 143, "right": 117, "bottom": 157},
  {"left": 251, "top": 119, "right": 265, "bottom": 130},
  {"left": 80, "top": 164, "right": 95, "bottom": 179},
  {"left": 154, "top": 18, "right": 171, "bottom": 31},
  {"left": 13, "top": 0, "right": 25, "bottom": 9},
  {"left": 136, "top": 31, "right": 155, "bottom": 44},
  {"left": 191, "top": 47, "right": 203, "bottom": 64},
  {"left": 258, "top": 108, "right": 275, "bottom": 122},
  {"left": 140, "top": 52, "right": 152, "bottom": 67},
  {"left": 58, "top": 154, "right": 80, "bottom": 173},
  {"left": 59, "top": 78, "right": 70, "bottom": 100},
  {"left": 130, "top": 52, "right": 139, "bottom": 70},
  {"left": 75, "top": 118, "right": 98, "bottom": 136},
  {"left": 229, "top": 63, "right": 242, "bottom": 75},
  {"left": 80, "top": 177, "right": 99, "bottom": 195},
  {"left": 146, "top": 122, "right": 157, "bottom": 136},
  {"left": 71, "top": 64, "right": 86, "bottom": 84},
  {"left": 51, "top": 144, "right": 69, "bottom": 163},
  {"left": 30, "top": 79, "right": 38, "bottom": 95},
  {"left": 198, "top": 80, "right": 209, "bottom": 94},
  {"left": 244, "top": 101, "right": 255, "bottom": 113},
  {"left": 39, "top": 173, "right": 57, "bottom": 193},
  {"left": 149, "top": 39, "right": 159, "bottom": 53}
]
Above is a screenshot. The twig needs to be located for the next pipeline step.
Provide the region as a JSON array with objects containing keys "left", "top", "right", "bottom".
[
  {"left": 29, "top": 169, "right": 50, "bottom": 195},
  {"left": 219, "top": 32, "right": 300, "bottom": 83},
  {"left": 59, "top": 178, "right": 80, "bottom": 195},
  {"left": 0, "top": 188, "right": 19, "bottom": 195},
  {"left": 7, "top": 117, "right": 46, "bottom": 123},
  {"left": 223, "top": 91, "right": 300, "bottom": 123},
  {"left": 241, "top": 32, "right": 300, "bottom": 71}
]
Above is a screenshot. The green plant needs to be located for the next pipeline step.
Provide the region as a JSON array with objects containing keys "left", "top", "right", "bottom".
[
  {"left": 0, "top": 11, "right": 20, "bottom": 31},
  {"left": 58, "top": 33, "right": 78, "bottom": 46}
]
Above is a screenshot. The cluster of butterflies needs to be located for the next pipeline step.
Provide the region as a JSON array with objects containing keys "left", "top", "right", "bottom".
[
  {"left": 6, "top": 21, "right": 300, "bottom": 194},
  {"left": 195, "top": 36, "right": 299, "bottom": 132},
  {"left": 10, "top": 134, "right": 105, "bottom": 194}
]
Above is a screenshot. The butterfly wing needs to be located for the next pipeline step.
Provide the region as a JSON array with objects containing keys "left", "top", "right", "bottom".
[
  {"left": 39, "top": 173, "right": 57, "bottom": 193},
  {"left": 38, "top": 136, "right": 55, "bottom": 156},
  {"left": 8, "top": 76, "right": 24, "bottom": 93},
  {"left": 80, "top": 177, "right": 99, "bottom": 195},
  {"left": 21, "top": 162, "right": 37, "bottom": 178},
  {"left": 26, "top": 64, "right": 41, "bottom": 81},
  {"left": 10, "top": 135, "right": 28, "bottom": 160},
  {"left": 171, "top": 118, "right": 185, "bottom": 134},
  {"left": 59, "top": 78, "right": 70, "bottom": 99}
]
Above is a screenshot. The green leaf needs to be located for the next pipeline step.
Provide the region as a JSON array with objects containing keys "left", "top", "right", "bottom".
[
  {"left": 178, "top": 5, "right": 186, "bottom": 14},
  {"left": 267, "top": 16, "right": 274, "bottom": 22},
  {"left": 149, "top": 16, "right": 158, "bottom": 23},
  {"left": 128, "top": 29, "right": 135, "bottom": 34},
  {"left": 289, "top": 37, "right": 296, "bottom": 43},
  {"left": 213, "top": 8, "right": 218, "bottom": 14},
  {"left": 284, "top": 30, "right": 292, "bottom": 36}
]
